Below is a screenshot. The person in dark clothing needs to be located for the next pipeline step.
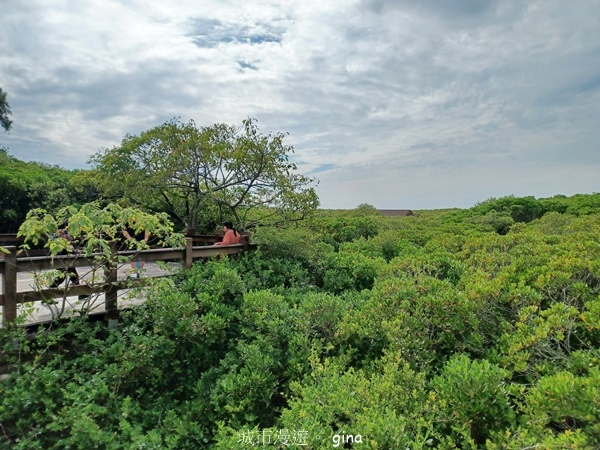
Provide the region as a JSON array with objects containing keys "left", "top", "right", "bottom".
[
  {"left": 49, "top": 222, "right": 80, "bottom": 288},
  {"left": 122, "top": 225, "right": 150, "bottom": 278}
]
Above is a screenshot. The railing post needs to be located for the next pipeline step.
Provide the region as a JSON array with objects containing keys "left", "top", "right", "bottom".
[
  {"left": 242, "top": 235, "right": 250, "bottom": 253},
  {"left": 183, "top": 237, "right": 193, "bottom": 270},
  {"left": 104, "top": 241, "right": 119, "bottom": 320},
  {"left": 2, "top": 246, "right": 17, "bottom": 327}
]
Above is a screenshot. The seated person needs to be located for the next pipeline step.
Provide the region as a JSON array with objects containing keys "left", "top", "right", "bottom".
[{"left": 214, "top": 221, "right": 241, "bottom": 245}]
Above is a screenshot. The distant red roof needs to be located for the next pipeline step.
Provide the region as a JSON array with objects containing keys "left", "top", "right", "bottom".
[{"left": 378, "top": 209, "right": 415, "bottom": 217}]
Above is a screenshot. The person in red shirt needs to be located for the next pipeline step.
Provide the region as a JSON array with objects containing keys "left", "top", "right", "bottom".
[{"left": 215, "top": 221, "right": 241, "bottom": 245}]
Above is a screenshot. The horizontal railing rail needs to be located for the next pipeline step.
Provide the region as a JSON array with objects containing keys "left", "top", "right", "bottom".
[
  {"left": 0, "top": 232, "right": 222, "bottom": 245},
  {"left": 1, "top": 236, "right": 255, "bottom": 327}
]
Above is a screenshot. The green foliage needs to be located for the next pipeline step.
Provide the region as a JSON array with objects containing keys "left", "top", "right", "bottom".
[
  {"left": 2, "top": 195, "right": 600, "bottom": 448},
  {"left": 18, "top": 202, "right": 184, "bottom": 255},
  {"left": 248, "top": 226, "right": 334, "bottom": 288},
  {"left": 429, "top": 355, "right": 515, "bottom": 446},
  {"left": 350, "top": 202, "right": 382, "bottom": 216},
  {"left": 521, "top": 369, "right": 600, "bottom": 442},
  {"left": 319, "top": 215, "right": 380, "bottom": 246},
  {"left": 322, "top": 250, "right": 386, "bottom": 293},
  {"left": 90, "top": 117, "right": 319, "bottom": 232},
  {"left": 14, "top": 202, "right": 185, "bottom": 321},
  {"left": 0, "top": 86, "right": 12, "bottom": 132},
  {"left": 469, "top": 210, "right": 515, "bottom": 234},
  {"left": 252, "top": 226, "right": 333, "bottom": 267},
  {"left": 0, "top": 150, "right": 99, "bottom": 232},
  {"left": 275, "top": 353, "right": 432, "bottom": 450},
  {"left": 541, "top": 193, "right": 600, "bottom": 216},
  {"left": 474, "top": 195, "right": 545, "bottom": 223}
]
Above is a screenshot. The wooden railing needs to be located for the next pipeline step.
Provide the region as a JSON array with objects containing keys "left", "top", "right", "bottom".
[
  {"left": 0, "top": 233, "right": 220, "bottom": 246},
  {"left": 0, "top": 236, "right": 255, "bottom": 327},
  {"left": 0, "top": 234, "right": 23, "bottom": 244}
]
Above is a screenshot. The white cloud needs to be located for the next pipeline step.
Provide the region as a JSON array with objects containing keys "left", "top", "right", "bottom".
[{"left": 1, "top": 0, "right": 599, "bottom": 209}]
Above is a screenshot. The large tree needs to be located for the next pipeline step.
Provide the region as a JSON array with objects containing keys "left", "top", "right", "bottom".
[
  {"left": 90, "top": 118, "right": 319, "bottom": 232},
  {"left": 0, "top": 87, "right": 12, "bottom": 132}
]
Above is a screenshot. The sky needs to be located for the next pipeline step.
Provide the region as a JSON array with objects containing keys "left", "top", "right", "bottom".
[{"left": 1, "top": 0, "right": 599, "bottom": 210}]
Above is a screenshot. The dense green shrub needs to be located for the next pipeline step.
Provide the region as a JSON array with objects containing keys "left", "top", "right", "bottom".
[
  {"left": 322, "top": 251, "right": 386, "bottom": 293},
  {"left": 272, "top": 353, "right": 431, "bottom": 450},
  {"left": 469, "top": 210, "right": 515, "bottom": 234},
  {"left": 2, "top": 196, "right": 600, "bottom": 448},
  {"left": 474, "top": 195, "right": 544, "bottom": 223},
  {"left": 430, "top": 355, "right": 514, "bottom": 446}
]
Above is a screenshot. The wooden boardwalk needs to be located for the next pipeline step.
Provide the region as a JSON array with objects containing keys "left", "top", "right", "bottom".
[
  {"left": 0, "top": 261, "right": 178, "bottom": 327},
  {"left": 1, "top": 237, "right": 256, "bottom": 327}
]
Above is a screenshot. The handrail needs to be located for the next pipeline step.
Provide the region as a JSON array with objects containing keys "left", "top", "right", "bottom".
[
  {"left": 0, "top": 234, "right": 22, "bottom": 244},
  {"left": 1, "top": 236, "right": 255, "bottom": 327}
]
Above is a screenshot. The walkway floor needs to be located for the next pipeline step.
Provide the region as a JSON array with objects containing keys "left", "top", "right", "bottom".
[{"left": 1, "top": 262, "right": 180, "bottom": 327}]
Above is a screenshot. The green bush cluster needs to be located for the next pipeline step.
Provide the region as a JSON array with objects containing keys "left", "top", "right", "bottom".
[
  {"left": 0, "top": 150, "right": 99, "bottom": 233},
  {"left": 1, "top": 193, "right": 600, "bottom": 448}
]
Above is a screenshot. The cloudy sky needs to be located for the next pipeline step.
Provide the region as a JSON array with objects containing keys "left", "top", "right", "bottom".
[{"left": 1, "top": 0, "right": 599, "bottom": 209}]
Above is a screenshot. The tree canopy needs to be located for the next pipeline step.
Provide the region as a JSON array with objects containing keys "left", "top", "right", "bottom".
[
  {"left": 90, "top": 118, "right": 319, "bottom": 232},
  {"left": 0, "top": 87, "right": 12, "bottom": 132},
  {"left": 0, "top": 150, "right": 100, "bottom": 233}
]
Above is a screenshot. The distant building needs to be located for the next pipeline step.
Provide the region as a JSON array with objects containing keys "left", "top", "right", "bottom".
[{"left": 378, "top": 209, "right": 415, "bottom": 217}]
